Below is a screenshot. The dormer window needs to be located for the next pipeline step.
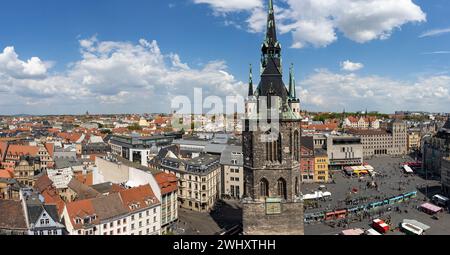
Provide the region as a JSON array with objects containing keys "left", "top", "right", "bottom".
[{"left": 75, "top": 218, "right": 82, "bottom": 224}]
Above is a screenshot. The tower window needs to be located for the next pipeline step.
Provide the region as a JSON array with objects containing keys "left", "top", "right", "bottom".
[
  {"left": 277, "top": 178, "right": 287, "bottom": 200},
  {"left": 260, "top": 178, "right": 269, "bottom": 198}
]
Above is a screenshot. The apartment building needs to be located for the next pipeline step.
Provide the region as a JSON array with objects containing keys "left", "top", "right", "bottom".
[{"left": 158, "top": 154, "right": 221, "bottom": 212}]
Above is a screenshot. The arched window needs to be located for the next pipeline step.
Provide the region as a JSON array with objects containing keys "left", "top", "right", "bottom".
[
  {"left": 260, "top": 178, "right": 269, "bottom": 198},
  {"left": 277, "top": 178, "right": 287, "bottom": 200},
  {"left": 295, "top": 177, "right": 299, "bottom": 196}
]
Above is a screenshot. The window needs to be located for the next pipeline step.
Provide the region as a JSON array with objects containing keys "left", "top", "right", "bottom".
[
  {"left": 110, "top": 230, "right": 113, "bottom": 235},
  {"left": 146, "top": 210, "right": 149, "bottom": 216},
  {"left": 154, "top": 216, "right": 157, "bottom": 223},
  {"left": 146, "top": 219, "right": 150, "bottom": 225},
  {"left": 260, "top": 178, "right": 269, "bottom": 198},
  {"left": 153, "top": 226, "right": 156, "bottom": 232},
  {"left": 131, "top": 215, "right": 135, "bottom": 221},
  {"left": 277, "top": 178, "right": 287, "bottom": 200},
  {"left": 103, "top": 224, "right": 107, "bottom": 229},
  {"left": 139, "top": 213, "right": 142, "bottom": 219},
  {"left": 110, "top": 222, "right": 114, "bottom": 227},
  {"left": 153, "top": 208, "right": 156, "bottom": 214},
  {"left": 131, "top": 224, "right": 135, "bottom": 230}
]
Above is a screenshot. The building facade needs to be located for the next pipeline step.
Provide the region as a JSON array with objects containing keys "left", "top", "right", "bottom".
[
  {"left": 347, "top": 120, "right": 408, "bottom": 158},
  {"left": 220, "top": 145, "right": 244, "bottom": 199},
  {"left": 344, "top": 116, "right": 380, "bottom": 129},
  {"left": 314, "top": 149, "right": 329, "bottom": 183},
  {"left": 327, "top": 136, "right": 364, "bottom": 170},
  {"left": 423, "top": 118, "right": 450, "bottom": 178},
  {"left": 407, "top": 131, "right": 421, "bottom": 153},
  {"left": 62, "top": 184, "right": 161, "bottom": 235},
  {"left": 158, "top": 154, "right": 221, "bottom": 212},
  {"left": 109, "top": 135, "right": 175, "bottom": 167},
  {"left": 300, "top": 137, "right": 315, "bottom": 183},
  {"left": 442, "top": 157, "right": 450, "bottom": 196}
]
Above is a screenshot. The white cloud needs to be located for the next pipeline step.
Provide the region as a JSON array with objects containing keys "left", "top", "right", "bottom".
[
  {"left": 0, "top": 38, "right": 246, "bottom": 114},
  {"left": 340, "top": 60, "right": 364, "bottom": 72},
  {"left": 419, "top": 27, "right": 450, "bottom": 38},
  {"left": 193, "top": 0, "right": 262, "bottom": 12},
  {"left": 0, "top": 46, "right": 50, "bottom": 79},
  {"left": 196, "top": 0, "right": 426, "bottom": 48},
  {"left": 422, "top": 51, "right": 450, "bottom": 55},
  {"left": 298, "top": 69, "right": 450, "bottom": 112}
]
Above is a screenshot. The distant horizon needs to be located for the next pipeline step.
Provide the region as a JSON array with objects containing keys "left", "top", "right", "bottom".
[{"left": 1, "top": 110, "right": 448, "bottom": 118}]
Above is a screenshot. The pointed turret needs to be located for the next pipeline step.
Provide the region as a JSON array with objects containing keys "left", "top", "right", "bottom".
[
  {"left": 288, "top": 63, "right": 296, "bottom": 99},
  {"left": 248, "top": 64, "right": 254, "bottom": 97}
]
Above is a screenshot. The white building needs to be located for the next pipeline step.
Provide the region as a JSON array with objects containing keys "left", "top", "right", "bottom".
[{"left": 62, "top": 184, "right": 161, "bottom": 235}]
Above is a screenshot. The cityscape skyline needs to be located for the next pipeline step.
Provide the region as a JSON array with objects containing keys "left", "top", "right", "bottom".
[{"left": 0, "top": 0, "right": 449, "bottom": 114}]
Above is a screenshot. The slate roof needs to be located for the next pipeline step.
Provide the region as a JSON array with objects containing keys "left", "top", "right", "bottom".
[{"left": 26, "top": 203, "right": 61, "bottom": 226}]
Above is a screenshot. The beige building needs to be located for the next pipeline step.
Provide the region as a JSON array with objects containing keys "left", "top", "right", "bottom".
[
  {"left": 158, "top": 154, "right": 221, "bottom": 212},
  {"left": 407, "top": 131, "right": 421, "bottom": 152},
  {"left": 344, "top": 116, "right": 380, "bottom": 129},
  {"left": 327, "top": 136, "right": 364, "bottom": 170},
  {"left": 14, "top": 158, "right": 40, "bottom": 187},
  {"left": 220, "top": 145, "right": 244, "bottom": 199},
  {"left": 347, "top": 120, "right": 407, "bottom": 158}
]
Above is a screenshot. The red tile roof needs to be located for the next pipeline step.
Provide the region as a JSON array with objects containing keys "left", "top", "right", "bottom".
[
  {"left": 44, "top": 143, "right": 54, "bottom": 158},
  {"left": 65, "top": 199, "right": 98, "bottom": 230},
  {"left": 0, "top": 141, "right": 9, "bottom": 161},
  {"left": 57, "top": 132, "right": 83, "bottom": 143},
  {"left": 119, "top": 185, "right": 160, "bottom": 212},
  {"left": 6, "top": 145, "right": 39, "bottom": 157},
  {"left": 41, "top": 188, "right": 66, "bottom": 216},
  {"left": 154, "top": 172, "right": 178, "bottom": 195},
  {"left": 0, "top": 170, "right": 13, "bottom": 178}
]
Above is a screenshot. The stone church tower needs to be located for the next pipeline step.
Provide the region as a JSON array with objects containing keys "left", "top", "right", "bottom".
[{"left": 242, "top": 0, "right": 304, "bottom": 235}]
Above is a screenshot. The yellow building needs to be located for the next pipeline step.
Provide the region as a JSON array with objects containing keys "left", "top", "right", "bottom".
[
  {"left": 407, "top": 131, "right": 421, "bottom": 152},
  {"left": 314, "top": 149, "right": 329, "bottom": 183}
]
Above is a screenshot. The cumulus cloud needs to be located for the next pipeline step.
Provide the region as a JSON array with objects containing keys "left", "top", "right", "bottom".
[
  {"left": 0, "top": 38, "right": 245, "bottom": 114},
  {"left": 0, "top": 46, "right": 50, "bottom": 79},
  {"left": 340, "top": 60, "right": 364, "bottom": 72},
  {"left": 298, "top": 69, "right": 450, "bottom": 113},
  {"left": 196, "top": 0, "right": 426, "bottom": 48},
  {"left": 193, "top": 0, "right": 262, "bottom": 12}
]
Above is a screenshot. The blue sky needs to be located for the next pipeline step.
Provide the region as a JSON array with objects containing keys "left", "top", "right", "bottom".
[{"left": 0, "top": 0, "right": 449, "bottom": 114}]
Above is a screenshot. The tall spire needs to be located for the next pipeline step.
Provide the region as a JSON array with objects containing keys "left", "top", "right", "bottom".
[
  {"left": 265, "top": 0, "right": 278, "bottom": 46},
  {"left": 260, "top": 0, "right": 282, "bottom": 75},
  {"left": 289, "top": 63, "right": 296, "bottom": 99},
  {"left": 248, "top": 64, "right": 254, "bottom": 97}
]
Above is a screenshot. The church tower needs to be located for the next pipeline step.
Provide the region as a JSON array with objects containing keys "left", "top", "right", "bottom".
[{"left": 242, "top": 0, "right": 304, "bottom": 235}]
